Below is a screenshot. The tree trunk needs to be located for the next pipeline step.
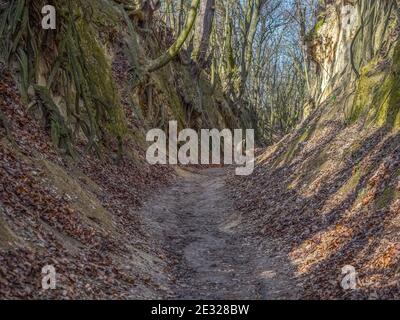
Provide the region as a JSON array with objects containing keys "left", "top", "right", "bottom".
[
  {"left": 239, "top": 0, "right": 262, "bottom": 97},
  {"left": 192, "top": 0, "right": 216, "bottom": 67}
]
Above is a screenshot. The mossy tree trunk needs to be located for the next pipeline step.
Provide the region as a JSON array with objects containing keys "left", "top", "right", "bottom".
[
  {"left": 192, "top": 0, "right": 215, "bottom": 68},
  {"left": 146, "top": 0, "right": 201, "bottom": 73}
]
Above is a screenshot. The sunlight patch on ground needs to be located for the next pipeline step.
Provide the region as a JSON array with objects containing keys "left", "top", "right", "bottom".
[{"left": 289, "top": 224, "right": 353, "bottom": 275}]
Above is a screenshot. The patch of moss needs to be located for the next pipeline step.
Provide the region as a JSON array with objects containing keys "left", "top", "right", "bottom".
[
  {"left": 310, "top": 150, "right": 329, "bottom": 170},
  {"left": 274, "top": 122, "right": 317, "bottom": 166},
  {"left": 338, "top": 165, "right": 362, "bottom": 196},
  {"left": 153, "top": 69, "right": 186, "bottom": 128},
  {"left": 75, "top": 18, "right": 127, "bottom": 139},
  {"left": 347, "top": 42, "right": 400, "bottom": 130},
  {"left": 314, "top": 18, "right": 325, "bottom": 34},
  {"left": 346, "top": 57, "right": 383, "bottom": 124},
  {"left": 40, "top": 160, "right": 115, "bottom": 233},
  {"left": 287, "top": 148, "right": 330, "bottom": 190},
  {"left": 346, "top": 140, "right": 362, "bottom": 158},
  {"left": 375, "top": 186, "right": 399, "bottom": 210},
  {"left": 382, "top": 43, "right": 400, "bottom": 129},
  {"left": 305, "top": 16, "right": 325, "bottom": 42}
]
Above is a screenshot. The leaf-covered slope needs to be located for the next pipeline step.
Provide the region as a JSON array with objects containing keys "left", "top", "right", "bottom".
[
  {"left": 0, "top": 0, "right": 241, "bottom": 298},
  {"left": 232, "top": 0, "right": 400, "bottom": 299},
  {"left": 1, "top": 67, "right": 176, "bottom": 298}
]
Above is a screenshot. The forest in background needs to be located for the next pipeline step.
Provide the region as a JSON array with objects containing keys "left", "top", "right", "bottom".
[
  {"left": 154, "top": 0, "right": 317, "bottom": 143},
  {"left": 1, "top": 0, "right": 320, "bottom": 151}
]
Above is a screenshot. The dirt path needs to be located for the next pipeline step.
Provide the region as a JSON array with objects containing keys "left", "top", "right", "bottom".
[{"left": 138, "top": 167, "right": 301, "bottom": 299}]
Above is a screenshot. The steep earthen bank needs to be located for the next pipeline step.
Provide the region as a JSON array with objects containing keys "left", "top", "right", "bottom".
[
  {"left": 1, "top": 0, "right": 399, "bottom": 300},
  {"left": 231, "top": 0, "right": 400, "bottom": 299},
  {"left": 0, "top": 0, "right": 243, "bottom": 298},
  {"left": 1, "top": 67, "right": 177, "bottom": 298}
]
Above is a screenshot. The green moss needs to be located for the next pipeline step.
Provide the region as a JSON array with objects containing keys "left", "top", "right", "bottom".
[
  {"left": 153, "top": 69, "right": 186, "bottom": 128},
  {"left": 314, "top": 18, "right": 325, "bottom": 34},
  {"left": 2, "top": 0, "right": 128, "bottom": 153},
  {"left": 282, "top": 142, "right": 298, "bottom": 164},
  {"left": 287, "top": 148, "right": 330, "bottom": 189},
  {"left": 310, "top": 150, "right": 329, "bottom": 170},
  {"left": 199, "top": 73, "right": 226, "bottom": 128},
  {"left": 41, "top": 159, "right": 114, "bottom": 232},
  {"left": 346, "top": 57, "right": 382, "bottom": 124},
  {"left": 394, "top": 110, "right": 400, "bottom": 128},
  {"left": 347, "top": 140, "right": 362, "bottom": 158},
  {"left": 273, "top": 142, "right": 295, "bottom": 168},
  {"left": 382, "top": 43, "right": 400, "bottom": 129},
  {"left": 151, "top": 63, "right": 233, "bottom": 130},
  {"left": 273, "top": 123, "right": 317, "bottom": 167},
  {"left": 75, "top": 18, "right": 126, "bottom": 139},
  {"left": 338, "top": 165, "right": 362, "bottom": 196},
  {"left": 375, "top": 186, "right": 398, "bottom": 210},
  {"left": 353, "top": 186, "right": 367, "bottom": 207},
  {"left": 347, "top": 42, "right": 400, "bottom": 130}
]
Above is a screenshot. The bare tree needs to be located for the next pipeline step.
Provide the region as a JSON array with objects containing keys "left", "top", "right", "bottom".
[
  {"left": 146, "top": 0, "right": 201, "bottom": 72},
  {"left": 192, "top": 0, "right": 216, "bottom": 67}
]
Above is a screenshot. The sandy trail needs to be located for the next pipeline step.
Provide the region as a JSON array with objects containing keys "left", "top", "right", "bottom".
[{"left": 138, "top": 167, "right": 301, "bottom": 299}]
